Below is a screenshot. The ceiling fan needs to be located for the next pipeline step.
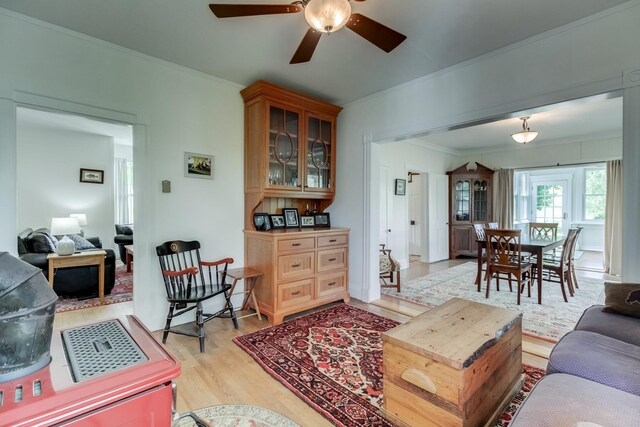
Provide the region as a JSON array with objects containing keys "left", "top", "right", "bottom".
[{"left": 209, "top": 0, "right": 407, "bottom": 64}]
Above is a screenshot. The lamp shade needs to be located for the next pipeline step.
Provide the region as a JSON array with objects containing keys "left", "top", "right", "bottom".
[
  {"left": 304, "top": 0, "right": 351, "bottom": 33},
  {"left": 50, "top": 217, "right": 81, "bottom": 236},
  {"left": 511, "top": 116, "right": 538, "bottom": 144},
  {"left": 69, "top": 213, "right": 87, "bottom": 226}
]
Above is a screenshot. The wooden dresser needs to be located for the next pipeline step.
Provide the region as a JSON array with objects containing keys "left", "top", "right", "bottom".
[{"left": 245, "top": 227, "right": 350, "bottom": 325}]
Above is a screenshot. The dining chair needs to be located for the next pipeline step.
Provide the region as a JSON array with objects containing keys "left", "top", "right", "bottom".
[
  {"left": 379, "top": 244, "right": 401, "bottom": 292},
  {"left": 156, "top": 240, "right": 238, "bottom": 353},
  {"left": 487, "top": 222, "right": 499, "bottom": 229},
  {"left": 569, "top": 227, "right": 583, "bottom": 290},
  {"left": 474, "top": 224, "right": 488, "bottom": 288},
  {"left": 485, "top": 229, "right": 533, "bottom": 305},
  {"left": 540, "top": 228, "right": 579, "bottom": 302},
  {"left": 529, "top": 222, "right": 560, "bottom": 260}
]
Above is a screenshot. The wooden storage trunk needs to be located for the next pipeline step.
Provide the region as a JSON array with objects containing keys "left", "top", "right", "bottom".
[{"left": 381, "top": 298, "right": 522, "bottom": 427}]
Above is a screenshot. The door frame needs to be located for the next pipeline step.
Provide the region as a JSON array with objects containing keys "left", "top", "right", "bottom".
[{"left": 529, "top": 173, "right": 572, "bottom": 235}]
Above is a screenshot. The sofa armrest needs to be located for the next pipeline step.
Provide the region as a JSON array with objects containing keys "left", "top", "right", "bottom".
[
  {"left": 20, "top": 253, "right": 49, "bottom": 271},
  {"left": 86, "top": 237, "right": 102, "bottom": 248}
]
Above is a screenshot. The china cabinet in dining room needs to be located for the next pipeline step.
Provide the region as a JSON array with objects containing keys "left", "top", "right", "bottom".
[{"left": 447, "top": 162, "right": 495, "bottom": 258}]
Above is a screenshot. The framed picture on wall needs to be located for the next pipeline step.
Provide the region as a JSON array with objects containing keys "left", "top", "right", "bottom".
[
  {"left": 79, "top": 168, "right": 104, "bottom": 184},
  {"left": 395, "top": 179, "right": 406, "bottom": 195},
  {"left": 184, "top": 152, "right": 214, "bottom": 179}
]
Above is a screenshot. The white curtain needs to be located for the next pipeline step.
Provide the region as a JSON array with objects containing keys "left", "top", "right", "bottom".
[
  {"left": 494, "top": 169, "right": 514, "bottom": 229},
  {"left": 114, "top": 157, "right": 131, "bottom": 224},
  {"left": 604, "top": 159, "right": 622, "bottom": 275}
]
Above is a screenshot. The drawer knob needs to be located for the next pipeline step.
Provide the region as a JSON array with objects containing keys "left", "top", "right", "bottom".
[
  {"left": 328, "top": 257, "right": 337, "bottom": 262},
  {"left": 291, "top": 263, "right": 301, "bottom": 268},
  {"left": 292, "top": 243, "right": 301, "bottom": 247},
  {"left": 329, "top": 239, "right": 337, "bottom": 242},
  {"left": 291, "top": 290, "right": 301, "bottom": 296},
  {"left": 327, "top": 281, "right": 336, "bottom": 286}
]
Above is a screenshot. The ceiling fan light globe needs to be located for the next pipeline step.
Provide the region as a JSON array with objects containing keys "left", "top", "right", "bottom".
[
  {"left": 304, "top": 0, "right": 352, "bottom": 34},
  {"left": 511, "top": 130, "right": 538, "bottom": 144}
]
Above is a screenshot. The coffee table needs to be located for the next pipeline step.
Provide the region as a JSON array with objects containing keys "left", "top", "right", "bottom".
[
  {"left": 47, "top": 250, "right": 107, "bottom": 303},
  {"left": 382, "top": 298, "right": 523, "bottom": 426},
  {"left": 125, "top": 244, "right": 134, "bottom": 272}
]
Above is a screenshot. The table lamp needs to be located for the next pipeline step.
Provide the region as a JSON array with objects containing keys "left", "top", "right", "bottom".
[
  {"left": 51, "top": 217, "right": 81, "bottom": 256},
  {"left": 69, "top": 213, "right": 87, "bottom": 235}
]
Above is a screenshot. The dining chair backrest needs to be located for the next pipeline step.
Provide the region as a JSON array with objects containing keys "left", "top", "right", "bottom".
[
  {"left": 485, "top": 229, "right": 522, "bottom": 267},
  {"left": 529, "top": 222, "right": 558, "bottom": 240},
  {"left": 487, "top": 222, "right": 499, "bottom": 229},
  {"left": 473, "top": 223, "right": 486, "bottom": 241},
  {"left": 560, "top": 229, "right": 579, "bottom": 266}
]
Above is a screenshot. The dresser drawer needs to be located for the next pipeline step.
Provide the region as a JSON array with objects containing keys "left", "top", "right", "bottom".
[
  {"left": 277, "top": 278, "right": 314, "bottom": 309},
  {"left": 317, "top": 234, "right": 348, "bottom": 248},
  {"left": 317, "top": 248, "right": 347, "bottom": 272},
  {"left": 317, "top": 271, "right": 346, "bottom": 298},
  {"left": 278, "top": 237, "right": 315, "bottom": 252},
  {"left": 277, "top": 252, "right": 314, "bottom": 281}
]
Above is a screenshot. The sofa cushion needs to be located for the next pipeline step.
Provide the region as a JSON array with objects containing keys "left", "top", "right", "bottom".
[
  {"left": 547, "top": 330, "right": 640, "bottom": 396},
  {"left": 17, "top": 228, "right": 33, "bottom": 255},
  {"left": 575, "top": 305, "right": 640, "bottom": 346},
  {"left": 27, "top": 231, "right": 55, "bottom": 253},
  {"left": 66, "top": 234, "right": 96, "bottom": 250},
  {"left": 115, "top": 224, "right": 134, "bottom": 235},
  {"left": 510, "top": 373, "right": 640, "bottom": 427},
  {"left": 602, "top": 281, "right": 640, "bottom": 318}
]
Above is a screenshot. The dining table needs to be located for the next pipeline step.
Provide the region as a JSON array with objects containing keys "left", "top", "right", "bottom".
[{"left": 476, "top": 234, "right": 566, "bottom": 304}]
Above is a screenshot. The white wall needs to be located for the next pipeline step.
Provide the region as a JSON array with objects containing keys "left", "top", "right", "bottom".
[
  {"left": 0, "top": 10, "right": 244, "bottom": 331},
  {"left": 17, "top": 126, "right": 115, "bottom": 245},
  {"left": 335, "top": 3, "right": 640, "bottom": 300}
]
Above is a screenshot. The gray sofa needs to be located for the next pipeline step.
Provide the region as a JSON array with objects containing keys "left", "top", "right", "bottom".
[{"left": 510, "top": 305, "right": 640, "bottom": 426}]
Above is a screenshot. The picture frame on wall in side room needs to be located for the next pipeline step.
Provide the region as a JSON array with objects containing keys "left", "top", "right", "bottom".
[
  {"left": 184, "top": 152, "right": 214, "bottom": 179},
  {"left": 395, "top": 179, "right": 406, "bottom": 196},
  {"left": 79, "top": 168, "right": 104, "bottom": 184}
]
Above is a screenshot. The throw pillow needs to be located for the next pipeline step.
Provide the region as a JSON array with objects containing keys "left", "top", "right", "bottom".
[
  {"left": 602, "top": 281, "right": 640, "bottom": 318},
  {"left": 67, "top": 234, "right": 96, "bottom": 250},
  {"left": 27, "top": 232, "right": 55, "bottom": 253}
]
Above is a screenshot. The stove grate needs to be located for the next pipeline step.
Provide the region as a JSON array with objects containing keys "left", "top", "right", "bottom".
[{"left": 62, "top": 320, "right": 147, "bottom": 382}]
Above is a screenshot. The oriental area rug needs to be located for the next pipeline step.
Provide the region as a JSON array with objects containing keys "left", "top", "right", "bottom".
[
  {"left": 233, "top": 304, "right": 545, "bottom": 427},
  {"left": 55, "top": 265, "right": 133, "bottom": 313},
  {"left": 381, "top": 262, "right": 605, "bottom": 342}
]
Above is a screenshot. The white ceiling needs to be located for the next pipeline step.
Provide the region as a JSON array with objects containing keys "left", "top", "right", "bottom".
[
  {"left": 3, "top": 1, "right": 626, "bottom": 151},
  {"left": 17, "top": 107, "right": 133, "bottom": 145},
  {"left": 0, "top": 0, "right": 629, "bottom": 105},
  {"left": 411, "top": 95, "right": 623, "bottom": 152}
]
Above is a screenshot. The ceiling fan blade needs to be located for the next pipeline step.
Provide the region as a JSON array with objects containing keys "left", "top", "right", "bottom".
[
  {"left": 346, "top": 13, "right": 407, "bottom": 53},
  {"left": 290, "top": 29, "right": 322, "bottom": 64},
  {"left": 209, "top": 4, "right": 302, "bottom": 18}
]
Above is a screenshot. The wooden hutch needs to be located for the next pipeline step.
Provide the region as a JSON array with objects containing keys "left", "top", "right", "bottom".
[
  {"left": 241, "top": 80, "right": 350, "bottom": 324},
  {"left": 447, "top": 162, "right": 494, "bottom": 258}
]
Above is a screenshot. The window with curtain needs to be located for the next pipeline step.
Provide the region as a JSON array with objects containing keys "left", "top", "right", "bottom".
[
  {"left": 114, "top": 158, "right": 134, "bottom": 224},
  {"left": 584, "top": 167, "right": 606, "bottom": 221}
]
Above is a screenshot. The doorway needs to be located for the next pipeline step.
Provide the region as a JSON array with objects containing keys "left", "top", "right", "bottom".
[{"left": 530, "top": 177, "right": 571, "bottom": 235}]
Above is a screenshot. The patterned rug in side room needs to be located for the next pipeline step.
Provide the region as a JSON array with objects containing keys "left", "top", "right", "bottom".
[
  {"left": 382, "top": 262, "right": 605, "bottom": 342},
  {"left": 55, "top": 265, "right": 133, "bottom": 313},
  {"left": 233, "top": 304, "right": 545, "bottom": 427}
]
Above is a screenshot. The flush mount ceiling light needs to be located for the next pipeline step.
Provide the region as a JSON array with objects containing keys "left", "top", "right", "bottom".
[
  {"left": 304, "top": 0, "right": 351, "bottom": 33},
  {"left": 511, "top": 116, "right": 539, "bottom": 144}
]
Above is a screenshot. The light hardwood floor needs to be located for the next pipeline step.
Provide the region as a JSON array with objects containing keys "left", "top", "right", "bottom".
[{"left": 53, "top": 254, "right": 606, "bottom": 424}]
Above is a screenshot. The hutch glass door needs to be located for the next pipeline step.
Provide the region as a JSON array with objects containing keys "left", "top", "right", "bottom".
[
  {"left": 306, "top": 116, "right": 332, "bottom": 190},
  {"left": 268, "top": 105, "right": 299, "bottom": 189},
  {"left": 454, "top": 180, "right": 470, "bottom": 221}
]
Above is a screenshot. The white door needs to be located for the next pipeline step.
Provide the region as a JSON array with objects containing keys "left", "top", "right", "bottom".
[
  {"left": 379, "top": 166, "right": 390, "bottom": 246},
  {"left": 426, "top": 173, "right": 449, "bottom": 262},
  {"left": 408, "top": 175, "right": 422, "bottom": 256},
  {"left": 530, "top": 178, "right": 571, "bottom": 235}
]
